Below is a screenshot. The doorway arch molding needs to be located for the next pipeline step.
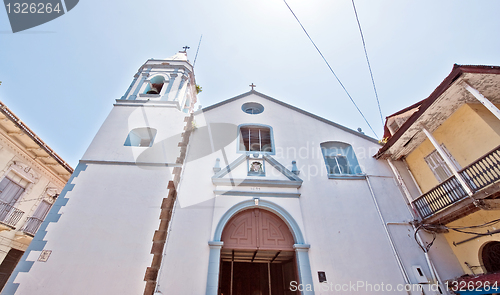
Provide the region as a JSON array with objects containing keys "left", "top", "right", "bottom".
[
  {"left": 213, "top": 199, "right": 305, "bottom": 244},
  {"left": 206, "top": 199, "right": 314, "bottom": 295}
]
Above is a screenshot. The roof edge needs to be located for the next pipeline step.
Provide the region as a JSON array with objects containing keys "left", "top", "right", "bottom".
[
  {"left": 0, "top": 101, "right": 74, "bottom": 174},
  {"left": 375, "top": 64, "right": 500, "bottom": 159}
]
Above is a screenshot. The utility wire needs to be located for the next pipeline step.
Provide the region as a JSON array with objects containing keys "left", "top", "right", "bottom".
[
  {"left": 351, "top": 0, "right": 384, "bottom": 127},
  {"left": 193, "top": 35, "right": 203, "bottom": 68},
  {"left": 418, "top": 218, "right": 500, "bottom": 237},
  {"left": 283, "top": 0, "right": 378, "bottom": 138}
]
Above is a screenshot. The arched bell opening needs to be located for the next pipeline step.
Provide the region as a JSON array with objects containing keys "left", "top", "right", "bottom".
[
  {"left": 218, "top": 208, "right": 299, "bottom": 295},
  {"left": 144, "top": 76, "right": 166, "bottom": 94}
]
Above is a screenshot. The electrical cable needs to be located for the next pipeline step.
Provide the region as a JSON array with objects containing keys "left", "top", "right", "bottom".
[
  {"left": 193, "top": 35, "right": 203, "bottom": 68},
  {"left": 351, "top": 0, "right": 384, "bottom": 127},
  {"left": 448, "top": 218, "right": 500, "bottom": 230},
  {"left": 414, "top": 225, "right": 436, "bottom": 252},
  {"left": 13, "top": 195, "right": 54, "bottom": 204},
  {"left": 416, "top": 218, "right": 500, "bottom": 247},
  {"left": 283, "top": 0, "right": 379, "bottom": 138}
]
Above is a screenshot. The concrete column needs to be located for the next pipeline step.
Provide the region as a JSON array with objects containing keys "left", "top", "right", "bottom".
[
  {"left": 165, "top": 73, "right": 179, "bottom": 102},
  {"left": 463, "top": 81, "right": 500, "bottom": 121},
  {"left": 160, "top": 76, "right": 174, "bottom": 101},
  {"left": 121, "top": 75, "right": 138, "bottom": 100},
  {"left": 421, "top": 127, "right": 473, "bottom": 196},
  {"left": 129, "top": 68, "right": 151, "bottom": 100},
  {"left": 206, "top": 241, "right": 223, "bottom": 295},
  {"left": 158, "top": 78, "right": 169, "bottom": 97},
  {"left": 294, "top": 244, "right": 314, "bottom": 295}
]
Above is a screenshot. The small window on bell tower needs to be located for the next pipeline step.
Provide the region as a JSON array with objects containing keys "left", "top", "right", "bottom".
[{"left": 124, "top": 127, "right": 157, "bottom": 147}]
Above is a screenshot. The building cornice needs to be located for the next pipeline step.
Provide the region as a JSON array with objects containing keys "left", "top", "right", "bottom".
[
  {"left": 0, "top": 101, "right": 73, "bottom": 175},
  {"left": 0, "top": 133, "right": 66, "bottom": 187}
]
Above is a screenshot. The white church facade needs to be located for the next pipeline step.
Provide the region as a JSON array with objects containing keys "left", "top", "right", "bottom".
[{"left": 3, "top": 52, "right": 465, "bottom": 294}]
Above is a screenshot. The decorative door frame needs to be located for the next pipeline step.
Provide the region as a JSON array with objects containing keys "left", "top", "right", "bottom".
[{"left": 206, "top": 199, "right": 314, "bottom": 295}]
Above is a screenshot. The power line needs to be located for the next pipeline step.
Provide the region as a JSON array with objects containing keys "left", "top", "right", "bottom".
[
  {"left": 193, "top": 35, "right": 203, "bottom": 68},
  {"left": 351, "top": 0, "right": 384, "bottom": 127},
  {"left": 283, "top": 0, "right": 379, "bottom": 138}
]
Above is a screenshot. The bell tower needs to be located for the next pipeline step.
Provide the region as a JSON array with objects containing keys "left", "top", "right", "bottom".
[
  {"left": 4, "top": 51, "right": 197, "bottom": 295},
  {"left": 121, "top": 50, "right": 197, "bottom": 113}
]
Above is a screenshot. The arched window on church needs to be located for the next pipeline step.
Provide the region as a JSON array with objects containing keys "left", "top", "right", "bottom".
[
  {"left": 320, "top": 141, "right": 364, "bottom": 178},
  {"left": 238, "top": 125, "right": 274, "bottom": 153},
  {"left": 124, "top": 127, "right": 157, "bottom": 147},
  {"left": 144, "top": 76, "right": 166, "bottom": 95}
]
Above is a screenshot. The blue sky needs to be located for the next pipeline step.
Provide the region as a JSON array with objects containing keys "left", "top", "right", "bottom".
[{"left": 1, "top": 0, "right": 499, "bottom": 167}]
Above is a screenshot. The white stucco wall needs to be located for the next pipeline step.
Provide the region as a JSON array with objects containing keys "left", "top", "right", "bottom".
[
  {"left": 82, "top": 104, "right": 186, "bottom": 164},
  {"left": 10, "top": 162, "right": 172, "bottom": 294},
  {"left": 5, "top": 95, "right": 189, "bottom": 294},
  {"left": 6, "top": 92, "right": 463, "bottom": 295},
  {"left": 157, "top": 93, "right": 453, "bottom": 294}
]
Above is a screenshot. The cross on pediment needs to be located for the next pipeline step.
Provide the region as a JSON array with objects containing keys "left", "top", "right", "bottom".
[{"left": 249, "top": 83, "right": 256, "bottom": 90}]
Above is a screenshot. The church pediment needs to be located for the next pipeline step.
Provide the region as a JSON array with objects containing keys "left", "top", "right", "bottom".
[{"left": 212, "top": 154, "right": 302, "bottom": 198}]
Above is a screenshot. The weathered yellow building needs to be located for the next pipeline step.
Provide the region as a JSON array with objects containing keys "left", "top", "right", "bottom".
[
  {"left": 376, "top": 64, "right": 500, "bottom": 290},
  {"left": 0, "top": 101, "right": 72, "bottom": 291}
]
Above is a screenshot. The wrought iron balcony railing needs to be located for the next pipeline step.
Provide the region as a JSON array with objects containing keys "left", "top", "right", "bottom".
[
  {"left": 412, "top": 145, "right": 500, "bottom": 220},
  {"left": 0, "top": 201, "right": 24, "bottom": 228},
  {"left": 413, "top": 176, "right": 468, "bottom": 219},
  {"left": 21, "top": 217, "right": 44, "bottom": 236},
  {"left": 460, "top": 146, "right": 500, "bottom": 192}
]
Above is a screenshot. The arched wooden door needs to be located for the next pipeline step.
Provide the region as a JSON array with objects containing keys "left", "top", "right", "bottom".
[
  {"left": 221, "top": 208, "right": 295, "bottom": 251},
  {"left": 219, "top": 209, "right": 298, "bottom": 295}
]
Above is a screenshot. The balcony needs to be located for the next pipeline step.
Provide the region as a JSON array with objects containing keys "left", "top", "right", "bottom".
[
  {"left": 0, "top": 201, "right": 24, "bottom": 228},
  {"left": 412, "top": 145, "right": 500, "bottom": 224},
  {"left": 20, "top": 217, "right": 44, "bottom": 236}
]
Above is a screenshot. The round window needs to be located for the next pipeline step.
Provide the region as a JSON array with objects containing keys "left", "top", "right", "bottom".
[{"left": 242, "top": 102, "right": 264, "bottom": 115}]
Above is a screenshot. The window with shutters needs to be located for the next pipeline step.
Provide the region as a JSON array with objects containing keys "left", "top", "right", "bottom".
[
  {"left": 0, "top": 172, "right": 29, "bottom": 227},
  {"left": 21, "top": 200, "right": 52, "bottom": 236},
  {"left": 424, "top": 144, "right": 461, "bottom": 183},
  {"left": 389, "top": 120, "right": 400, "bottom": 135},
  {"left": 0, "top": 174, "right": 28, "bottom": 205},
  {"left": 238, "top": 125, "right": 274, "bottom": 154}
]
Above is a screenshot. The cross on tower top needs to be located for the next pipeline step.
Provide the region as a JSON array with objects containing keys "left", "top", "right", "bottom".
[
  {"left": 249, "top": 83, "right": 256, "bottom": 90},
  {"left": 182, "top": 46, "right": 190, "bottom": 52}
]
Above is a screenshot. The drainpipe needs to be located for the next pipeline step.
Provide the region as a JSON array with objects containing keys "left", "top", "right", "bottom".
[
  {"left": 365, "top": 175, "right": 411, "bottom": 294},
  {"left": 387, "top": 159, "right": 449, "bottom": 295},
  {"left": 403, "top": 158, "right": 423, "bottom": 195},
  {"left": 387, "top": 160, "right": 416, "bottom": 217}
]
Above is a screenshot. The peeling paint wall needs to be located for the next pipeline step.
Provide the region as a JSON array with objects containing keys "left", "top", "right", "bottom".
[{"left": 406, "top": 103, "right": 500, "bottom": 194}]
